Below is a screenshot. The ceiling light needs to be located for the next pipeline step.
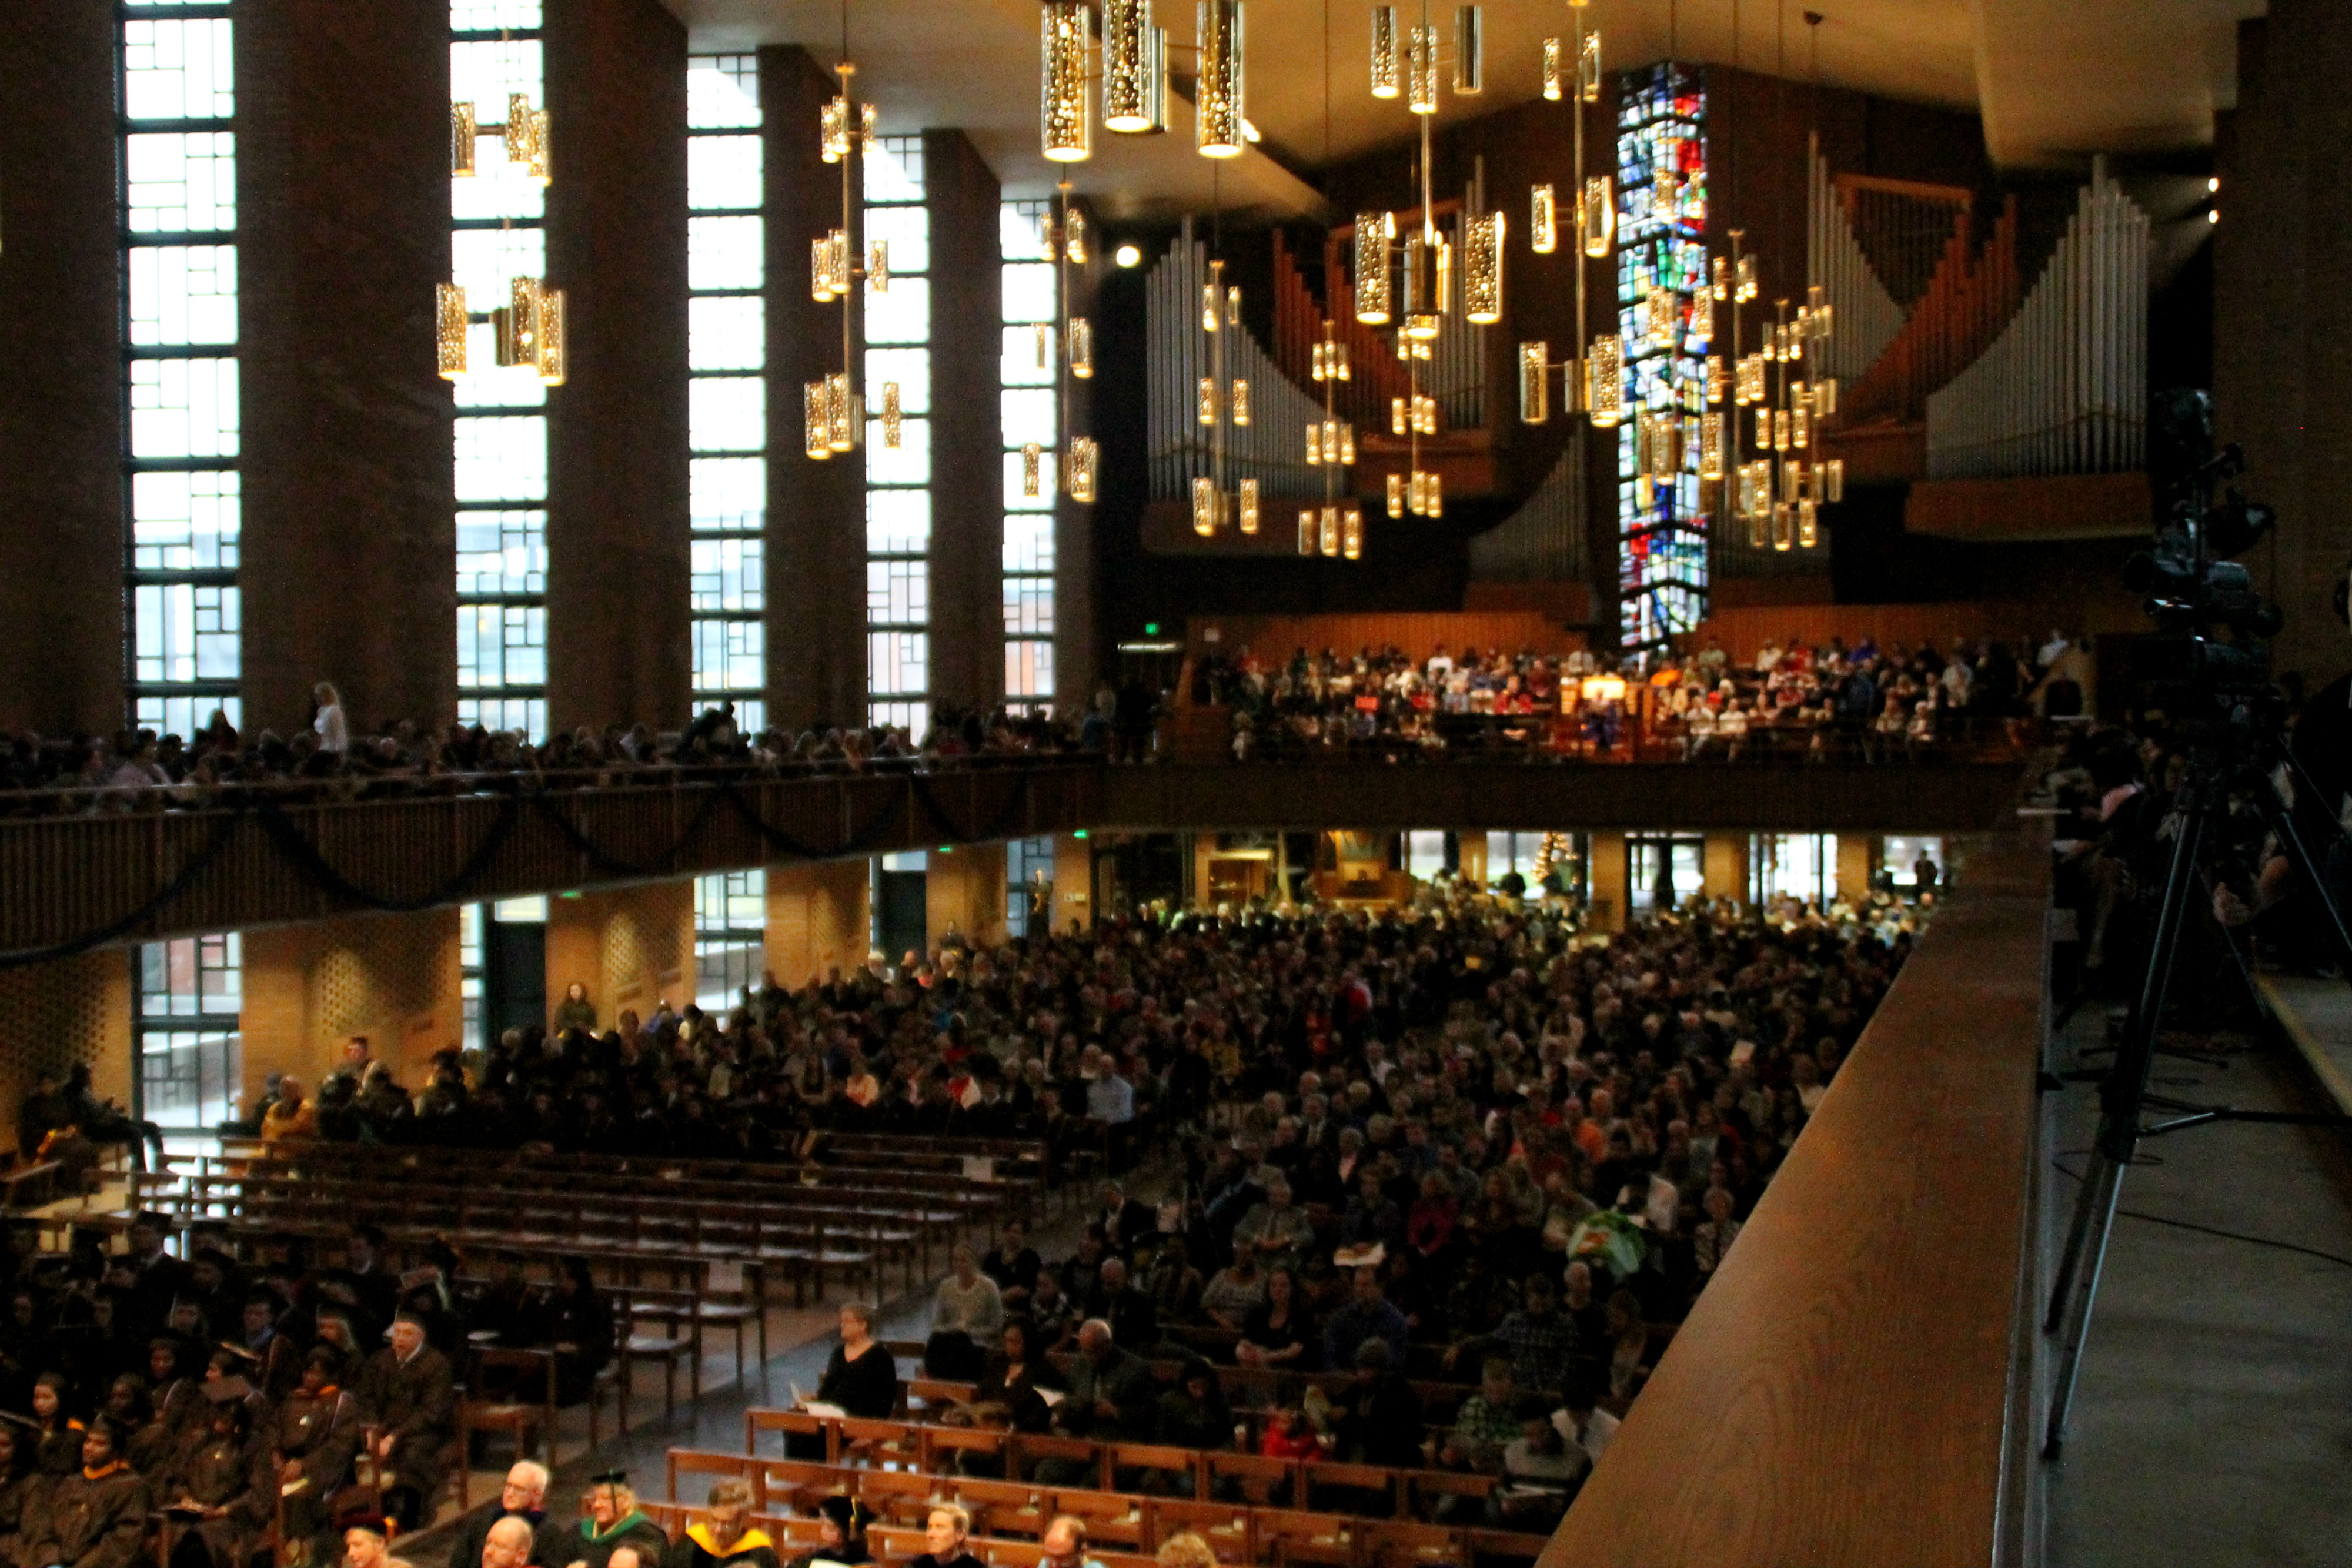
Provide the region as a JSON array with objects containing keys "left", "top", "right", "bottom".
[
  {"left": 2207, "top": 176, "right": 2220, "bottom": 193},
  {"left": 2207, "top": 209, "right": 2219, "bottom": 225},
  {"left": 1115, "top": 243, "right": 1142, "bottom": 268},
  {"left": 1041, "top": 1, "right": 1091, "bottom": 162},
  {"left": 1196, "top": 0, "right": 1245, "bottom": 159}
]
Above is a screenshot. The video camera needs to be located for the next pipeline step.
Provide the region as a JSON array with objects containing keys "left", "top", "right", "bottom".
[{"left": 2125, "top": 389, "right": 2281, "bottom": 697}]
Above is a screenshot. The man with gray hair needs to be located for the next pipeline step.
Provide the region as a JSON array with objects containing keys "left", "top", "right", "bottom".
[
  {"left": 1037, "top": 1319, "right": 1155, "bottom": 1483},
  {"left": 449, "top": 1462, "right": 565, "bottom": 1568},
  {"left": 482, "top": 1518, "right": 537, "bottom": 1568}
]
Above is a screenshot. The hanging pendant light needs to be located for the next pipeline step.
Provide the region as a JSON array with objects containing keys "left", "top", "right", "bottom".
[
  {"left": 1463, "top": 210, "right": 1504, "bottom": 325},
  {"left": 1196, "top": 0, "right": 1245, "bottom": 158},
  {"left": 1041, "top": 1, "right": 1091, "bottom": 162}
]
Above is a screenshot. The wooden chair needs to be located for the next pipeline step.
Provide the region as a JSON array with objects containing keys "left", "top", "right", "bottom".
[
  {"left": 858, "top": 1467, "right": 948, "bottom": 1527},
  {"left": 1406, "top": 1470, "right": 1496, "bottom": 1524},
  {"left": 838, "top": 1417, "right": 923, "bottom": 1472},
  {"left": 1303, "top": 1460, "right": 1404, "bottom": 1519},
  {"left": 1205, "top": 1452, "right": 1298, "bottom": 1508},
  {"left": 666, "top": 1449, "right": 755, "bottom": 1503},
  {"left": 626, "top": 1287, "right": 704, "bottom": 1416},
  {"left": 748, "top": 1407, "right": 837, "bottom": 1461},
  {"left": 693, "top": 1263, "right": 764, "bottom": 1382},
  {"left": 1361, "top": 1520, "right": 1467, "bottom": 1568},
  {"left": 1252, "top": 1508, "right": 1359, "bottom": 1568},
  {"left": 921, "top": 1423, "right": 1008, "bottom": 1477},
  {"left": 751, "top": 1459, "right": 839, "bottom": 1514},
  {"left": 1145, "top": 1499, "right": 1252, "bottom": 1563},
  {"left": 1107, "top": 1442, "right": 1206, "bottom": 1499},
  {"left": 1010, "top": 1433, "right": 1104, "bottom": 1489},
  {"left": 1462, "top": 1529, "right": 1553, "bottom": 1567},
  {"left": 948, "top": 1477, "right": 1050, "bottom": 1541},
  {"left": 460, "top": 1345, "right": 557, "bottom": 1497},
  {"left": 1047, "top": 1489, "right": 1145, "bottom": 1553}
]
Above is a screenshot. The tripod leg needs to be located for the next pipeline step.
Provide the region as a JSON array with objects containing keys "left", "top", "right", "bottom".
[
  {"left": 2042, "top": 1144, "right": 2129, "bottom": 1459},
  {"left": 2260, "top": 802, "right": 2352, "bottom": 967},
  {"left": 2041, "top": 800, "right": 2209, "bottom": 1458}
]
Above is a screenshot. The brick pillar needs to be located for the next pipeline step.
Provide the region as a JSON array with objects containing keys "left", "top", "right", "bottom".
[
  {"left": 924, "top": 130, "right": 1005, "bottom": 716},
  {"left": 0, "top": 5, "right": 123, "bottom": 735},
  {"left": 543, "top": 0, "right": 691, "bottom": 734},
  {"left": 763, "top": 46, "right": 866, "bottom": 732},
  {"left": 2217, "top": 4, "right": 2352, "bottom": 685},
  {"left": 1588, "top": 832, "right": 1628, "bottom": 932},
  {"left": 239, "top": 909, "right": 463, "bottom": 1104},
  {"left": 1054, "top": 200, "right": 1101, "bottom": 718},
  {"left": 1052, "top": 833, "right": 1095, "bottom": 936},
  {"left": 1702, "top": 831, "right": 1749, "bottom": 907},
  {"left": 0, "top": 955, "right": 132, "bottom": 1156},
  {"left": 764, "top": 860, "right": 873, "bottom": 988},
  {"left": 238, "top": 0, "right": 456, "bottom": 737},
  {"left": 927, "top": 843, "right": 1008, "bottom": 954},
  {"left": 544, "top": 881, "right": 696, "bottom": 1029}
]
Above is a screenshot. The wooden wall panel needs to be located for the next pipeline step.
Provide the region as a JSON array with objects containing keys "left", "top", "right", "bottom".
[{"left": 1186, "top": 611, "right": 1580, "bottom": 661}]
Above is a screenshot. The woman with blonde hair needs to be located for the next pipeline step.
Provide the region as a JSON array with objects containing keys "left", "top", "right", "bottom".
[{"left": 312, "top": 683, "right": 349, "bottom": 754}]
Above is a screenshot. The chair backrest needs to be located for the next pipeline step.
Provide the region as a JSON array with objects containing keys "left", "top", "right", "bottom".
[
  {"left": 1144, "top": 1499, "right": 1252, "bottom": 1560},
  {"left": 749, "top": 1407, "right": 838, "bottom": 1460},
  {"left": 840, "top": 1417, "right": 923, "bottom": 1469},
  {"left": 1205, "top": 1453, "right": 1297, "bottom": 1506},
  {"left": 752, "top": 1459, "right": 839, "bottom": 1513},
  {"left": 637, "top": 1502, "right": 690, "bottom": 1540},
  {"left": 1361, "top": 1520, "right": 1466, "bottom": 1568},
  {"left": 1011, "top": 1433, "right": 1105, "bottom": 1489},
  {"left": 666, "top": 1448, "right": 754, "bottom": 1503}
]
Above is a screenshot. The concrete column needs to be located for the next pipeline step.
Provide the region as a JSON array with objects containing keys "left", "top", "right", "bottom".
[
  {"left": 237, "top": 0, "right": 456, "bottom": 737},
  {"left": 0, "top": 5, "right": 123, "bottom": 735},
  {"left": 923, "top": 129, "right": 1004, "bottom": 716},
  {"left": 544, "top": 880, "right": 696, "bottom": 1029},
  {"left": 1703, "top": 831, "right": 1750, "bottom": 908},
  {"left": 0, "top": 954, "right": 133, "bottom": 1155},
  {"left": 926, "top": 843, "right": 1008, "bottom": 954},
  {"left": 764, "top": 860, "right": 873, "bottom": 988},
  {"left": 1052, "top": 833, "right": 1095, "bottom": 935},
  {"left": 762, "top": 46, "right": 866, "bottom": 731},
  {"left": 1053, "top": 200, "right": 1101, "bottom": 718},
  {"left": 1836, "top": 834, "right": 1877, "bottom": 905},
  {"left": 239, "top": 908, "right": 463, "bottom": 1104},
  {"left": 1456, "top": 833, "right": 1491, "bottom": 891},
  {"left": 543, "top": 0, "right": 691, "bottom": 734},
  {"left": 1588, "top": 832, "right": 1628, "bottom": 933}
]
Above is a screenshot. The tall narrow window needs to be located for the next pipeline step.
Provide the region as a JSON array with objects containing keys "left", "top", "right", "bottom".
[
  {"left": 1000, "top": 202, "right": 1057, "bottom": 716},
  {"left": 452, "top": 2, "right": 549, "bottom": 739},
  {"left": 136, "top": 933, "right": 242, "bottom": 1138},
  {"left": 694, "top": 870, "right": 766, "bottom": 1010},
  {"left": 864, "top": 136, "right": 930, "bottom": 737},
  {"left": 687, "top": 55, "right": 767, "bottom": 735},
  {"left": 122, "top": 0, "right": 240, "bottom": 741}
]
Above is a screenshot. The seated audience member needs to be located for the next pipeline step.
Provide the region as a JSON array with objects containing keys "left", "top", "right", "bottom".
[
  {"left": 161, "top": 1396, "right": 271, "bottom": 1568},
  {"left": 1197, "top": 1250, "right": 1265, "bottom": 1332},
  {"left": 1231, "top": 1179, "right": 1315, "bottom": 1271},
  {"left": 963, "top": 1318, "right": 1058, "bottom": 1437},
  {"left": 784, "top": 1497, "right": 870, "bottom": 1568},
  {"left": 1439, "top": 1358, "right": 1525, "bottom": 1473},
  {"left": 1039, "top": 1320, "right": 1154, "bottom": 1482},
  {"left": 1330, "top": 1339, "right": 1424, "bottom": 1470},
  {"left": 1153, "top": 1355, "right": 1233, "bottom": 1453},
  {"left": 980, "top": 1222, "right": 1041, "bottom": 1312},
  {"left": 1235, "top": 1266, "right": 1316, "bottom": 1371},
  {"left": 340, "top": 1514, "right": 415, "bottom": 1568},
  {"left": 479, "top": 1519, "right": 539, "bottom": 1568},
  {"left": 25, "top": 1419, "right": 152, "bottom": 1568},
  {"left": 670, "top": 1479, "right": 778, "bottom": 1568},
  {"left": 1494, "top": 1399, "right": 1585, "bottom": 1530},
  {"left": 1322, "top": 1266, "right": 1410, "bottom": 1373},
  {"left": 926, "top": 1247, "right": 1004, "bottom": 1382},
  {"left": 358, "top": 1315, "right": 455, "bottom": 1533},
  {"left": 907, "top": 1506, "right": 983, "bottom": 1568},
  {"left": 566, "top": 1472, "right": 667, "bottom": 1568},
  {"left": 1037, "top": 1516, "right": 1103, "bottom": 1568},
  {"left": 445, "top": 1462, "right": 562, "bottom": 1568}
]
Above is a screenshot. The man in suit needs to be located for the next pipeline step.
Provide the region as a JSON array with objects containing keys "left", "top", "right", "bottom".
[
  {"left": 359, "top": 1313, "right": 456, "bottom": 1531},
  {"left": 1095, "top": 1181, "right": 1155, "bottom": 1256}
]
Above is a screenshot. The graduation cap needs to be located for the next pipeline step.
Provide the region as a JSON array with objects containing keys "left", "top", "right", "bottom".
[
  {"left": 589, "top": 1468, "right": 630, "bottom": 1486},
  {"left": 203, "top": 1376, "right": 254, "bottom": 1405},
  {"left": 215, "top": 1341, "right": 263, "bottom": 1366},
  {"left": 335, "top": 1514, "right": 394, "bottom": 1540},
  {"left": 0, "top": 1410, "right": 39, "bottom": 1434}
]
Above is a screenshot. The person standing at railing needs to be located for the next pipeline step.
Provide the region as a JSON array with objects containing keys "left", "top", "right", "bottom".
[{"left": 312, "top": 685, "right": 350, "bottom": 756}]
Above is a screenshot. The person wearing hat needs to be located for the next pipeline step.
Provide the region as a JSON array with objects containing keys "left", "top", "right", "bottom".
[
  {"left": 278, "top": 1346, "right": 363, "bottom": 1554},
  {"left": 357, "top": 1315, "right": 455, "bottom": 1533},
  {"left": 563, "top": 1472, "right": 666, "bottom": 1568},
  {"left": 19, "top": 1417, "right": 152, "bottom": 1568},
  {"left": 782, "top": 1496, "right": 868, "bottom": 1568},
  {"left": 339, "top": 1512, "right": 416, "bottom": 1568},
  {"left": 666, "top": 1477, "right": 776, "bottom": 1568},
  {"left": 160, "top": 1394, "right": 271, "bottom": 1568},
  {"left": 0, "top": 1417, "right": 47, "bottom": 1568}
]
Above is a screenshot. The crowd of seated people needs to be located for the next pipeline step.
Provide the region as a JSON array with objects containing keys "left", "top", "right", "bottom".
[
  {"left": 0, "top": 696, "right": 1102, "bottom": 818},
  {"left": 0, "top": 1205, "right": 626, "bottom": 1566},
  {"left": 1195, "top": 631, "right": 2089, "bottom": 764},
  {"left": 778, "top": 894, "right": 1917, "bottom": 1527}
]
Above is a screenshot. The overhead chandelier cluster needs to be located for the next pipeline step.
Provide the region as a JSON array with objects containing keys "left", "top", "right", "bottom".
[
  {"left": 1724, "top": 248, "right": 1845, "bottom": 550},
  {"left": 1297, "top": 323, "right": 1364, "bottom": 559},
  {"left": 1515, "top": 0, "right": 1615, "bottom": 432},
  {"left": 803, "top": 57, "right": 897, "bottom": 462},
  {"left": 1352, "top": 3, "right": 1501, "bottom": 522},
  {"left": 1191, "top": 256, "right": 1261, "bottom": 539},
  {"left": 437, "top": 88, "right": 565, "bottom": 384},
  {"left": 1041, "top": 0, "right": 1255, "bottom": 163}
]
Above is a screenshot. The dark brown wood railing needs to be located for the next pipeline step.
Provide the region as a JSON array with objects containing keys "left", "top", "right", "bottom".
[{"left": 1539, "top": 830, "right": 2049, "bottom": 1567}]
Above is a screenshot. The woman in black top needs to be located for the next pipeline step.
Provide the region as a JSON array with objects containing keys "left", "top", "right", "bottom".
[
  {"left": 907, "top": 1506, "right": 983, "bottom": 1568},
  {"left": 1237, "top": 1266, "right": 1317, "bottom": 1371},
  {"left": 787, "top": 1304, "right": 895, "bottom": 1460},
  {"left": 966, "top": 1318, "right": 1058, "bottom": 1437}
]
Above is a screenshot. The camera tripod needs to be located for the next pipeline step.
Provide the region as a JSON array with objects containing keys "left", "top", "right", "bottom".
[{"left": 2041, "top": 735, "right": 2352, "bottom": 1459}]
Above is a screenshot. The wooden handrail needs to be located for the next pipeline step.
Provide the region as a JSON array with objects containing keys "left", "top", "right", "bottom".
[{"left": 1538, "top": 830, "right": 2049, "bottom": 1567}]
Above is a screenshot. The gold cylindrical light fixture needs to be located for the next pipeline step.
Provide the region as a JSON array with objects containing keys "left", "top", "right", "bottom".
[
  {"left": 435, "top": 283, "right": 468, "bottom": 379},
  {"left": 1406, "top": 22, "right": 1438, "bottom": 114},
  {"left": 1230, "top": 378, "right": 1251, "bottom": 426},
  {"left": 1386, "top": 472, "right": 1405, "bottom": 517},
  {"left": 1823, "top": 457, "right": 1845, "bottom": 503},
  {"left": 1647, "top": 285, "right": 1677, "bottom": 352},
  {"left": 882, "top": 380, "right": 903, "bottom": 449},
  {"left": 1370, "top": 6, "right": 1401, "bottom": 97},
  {"left": 1192, "top": 477, "right": 1218, "bottom": 536},
  {"left": 1297, "top": 509, "right": 1316, "bottom": 555},
  {"left": 1041, "top": 1, "right": 1091, "bottom": 162},
  {"left": 821, "top": 96, "right": 849, "bottom": 162},
  {"left": 1342, "top": 506, "right": 1363, "bottom": 559},
  {"left": 1196, "top": 0, "right": 1245, "bottom": 158},
  {"left": 1541, "top": 38, "right": 1562, "bottom": 100},
  {"left": 1402, "top": 231, "right": 1446, "bottom": 339},
  {"left": 1068, "top": 317, "right": 1094, "bottom": 377},
  {"left": 536, "top": 287, "right": 566, "bottom": 385},
  {"left": 1197, "top": 377, "right": 1218, "bottom": 426},
  {"left": 1453, "top": 6, "right": 1483, "bottom": 95},
  {"left": 1353, "top": 213, "right": 1393, "bottom": 323},
  {"left": 1586, "top": 332, "right": 1623, "bottom": 427},
  {"left": 1578, "top": 32, "right": 1601, "bottom": 102},
  {"left": 1067, "top": 437, "right": 1099, "bottom": 503},
  {"left": 1518, "top": 342, "right": 1549, "bottom": 424},
  {"left": 1238, "top": 477, "right": 1260, "bottom": 533},
  {"left": 1320, "top": 504, "right": 1341, "bottom": 556},
  {"left": 1464, "top": 210, "right": 1504, "bottom": 324},
  {"left": 1581, "top": 175, "right": 1613, "bottom": 258},
  {"left": 450, "top": 102, "right": 477, "bottom": 176},
  {"left": 1022, "top": 443, "right": 1043, "bottom": 497},
  {"left": 804, "top": 382, "right": 831, "bottom": 459},
  {"left": 1104, "top": 0, "right": 1164, "bottom": 132},
  {"left": 1699, "top": 412, "right": 1725, "bottom": 480},
  {"left": 1305, "top": 424, "right": 1322, "bottom": 464},
  {"left": 827, "top": 372, "right": 855, "bottom": 452},
  {"left": 1531, "top": 185, "right": 1556, "bottom": 255}
]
